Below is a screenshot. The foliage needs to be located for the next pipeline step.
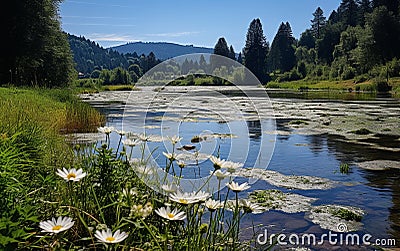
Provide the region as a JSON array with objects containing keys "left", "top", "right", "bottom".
[
  {"left": 311, "top": 7, "right": 326, "bottom": 39},
  {"left": 243, "top": 18, "right": 270, "bottom": 83},
  {"left": 339, "top": 163, "right": 351, "bottom": 174},
  {"left": 331, "top": 207, "right": 362, "bottom": 221},
  {"left": 267, "top": 22, "right": 296, "bottom": 73},
  {"left": 1, "top": 0, "right": 75, "bottom": 87},
  {"left": 68, "top": 34, "right": 162, "bottom": 83}
]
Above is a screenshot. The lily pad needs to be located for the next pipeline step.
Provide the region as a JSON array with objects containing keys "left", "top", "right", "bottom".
[
  {"left": 249, "top": 189, "right": 317, "bottom": 213},
  {"left": 237, "top": 168, "right": 337, "bottom": 190},
  {"left": 305, "top": 205, "right": 364, "bottom": 232}
]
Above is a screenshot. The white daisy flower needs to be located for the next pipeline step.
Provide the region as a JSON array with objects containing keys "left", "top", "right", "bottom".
[
  {"left": 226, "top": 181, "right": 251, "bottom": 192},
  {"left": 177, "top": 160, "right": 186, "bottom": 168},
  {"left": 193, "top": 191, "right": 211, "bottom": 202},
  {"left": 95, "top": 228, "right": 128, "bottom": 243},
  {"left": 167, "top": 135, "right": 182, "bottom": 145},
  {"left": 115, "top": 130, "right": 126, "bottom": 136},
  {"left": 169, "top": 191, "right": 200, "bottom": 205},
  {"left": 155, "top": 206, "right": 186, "bottom": 221},
  {"left": 97, "top": 126, "right": 114, "bottom": 135},
  {"left": 136, "top": 133, "right": 148, "bottom": 141},
  {"left": 209, "top": 156, "right": 226, "bottom": 169},
  {"left": 205, "top": 199, "right": 223, "bottom": 212},
  {"left": 211, "top": 170, "right": 230, "bottom": 180},
  {"left": 161, "top": 184, "right": 179, "bottom": 194},
  {"left": 240, "top": 199, "right": 265, "bottom": 214},
  {"left": 162, "top": 152, "right": 181, "bottom": 161},
  {"left": 222, "top": 161, "right": 243, "bottom": 173},
  {"left": 134, "top": 165, "right": 154, "bottom": 176},
  {"left": 123, "top": 139, "right": 141, "bottom": 147},
  {"left": 39, "top": 216, "right": 74, "bottom": 234},
  {"left": 56, "top": 168, "right": 87, "bottom": 182}
]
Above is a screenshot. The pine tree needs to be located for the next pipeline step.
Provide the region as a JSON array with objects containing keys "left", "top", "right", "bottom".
[
  {"left": 229, "top": 45, "right": 236, "bottom": 60},
  {"left": 311, "top": 7, "right": 326, "bottom": 39},
  {"left": 199, "top": 54, "right": 207, "bottom": 71},
  {"left": 213, "top": 37, "right": 230, "bottom": 57},
  {"left": 267, "top": 22, "right": 296, "bottom": 72},
  {"left": 298, "top": 29, "right": 316, "bottom": 49},
  {"left": 1, "top": 0, "right": 75, "bottom": 86},
  {"left": 358, "top": 0, "right": 373, "bottom": 26},
  {"left": 243, "top": 18, "right": 269, "bottom": 83},
  {"left": 211, "top": 37, "right": 230, "bottom": 70},
  {"left": 237, "top": 52, "right": 243, "bottom": 64},
  {"left": 328, "top": 10, "right": 340, "bottom": 24},
  {"left": 338, "top": 0, "right": 359, "bottom": 27}
]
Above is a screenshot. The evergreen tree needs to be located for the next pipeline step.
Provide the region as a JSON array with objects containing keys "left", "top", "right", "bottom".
[
  {"left": 243, "top": 18, "right": 269, "bottom": 83},
  {"left": 146, "top": 52, "right": 158, "bottom": 71},
  {"left": 311, "top": 7, "right": 327, "bottom": 39},
  {"left": 372, "top": 0, "right": 400, "bottom": 15},
  {"left": 358, "top": 0, "right": 373, "bottom": 26},
  {"left": 328, "top": 10, "right": 340, "bottom": 24},
  {"left": 338, "top": 0, "right": 359, "bottom": 27},
  {"left": 229, "top": 45, "right": 236, "bottom": 61},
  {"left": 212, "top": 37, "right": 230, "bottom": 70},
  {"left": 267, "top": 22, "right": 296, "bottom": 72},
  {"left": 213, "top": 37, "right": 230, "bottom": 57},
  {"left": 199, "top": 54, "right": 207, "bottom": 71},
  {"left": 1, "top": 0, "right": 75, "bottom": 86},
  {"left": 316, "top": 23, "right": 343, "bottom": 64},
  {"left": 298, "top": 29, "right": 316, "bottom": 49},
  {"left": 237, "top": 52, "right": 243, "bottom": 64}
]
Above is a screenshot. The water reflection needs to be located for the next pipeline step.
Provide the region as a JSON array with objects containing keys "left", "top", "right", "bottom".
[{"left": 82, "top": 91, "right": 400, "bottom": 247}]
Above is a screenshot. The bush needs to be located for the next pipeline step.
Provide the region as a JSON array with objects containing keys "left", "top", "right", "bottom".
[
  {"left": 341, "top": 66, "right": 355, "bottom": 80},
  {"left": 276, "top": 69, "right": 302, "bottom": 82},
  {"left": 374, "top": 78, "right": 392, "bottom": 93},
  {"left": 354, "top": 74, "right": 369, "bottom": 84}
]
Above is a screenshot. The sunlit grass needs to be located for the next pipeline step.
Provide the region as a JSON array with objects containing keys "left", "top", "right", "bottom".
[{"left": 0, "top": 87, "right": 104, "bottom": 133}]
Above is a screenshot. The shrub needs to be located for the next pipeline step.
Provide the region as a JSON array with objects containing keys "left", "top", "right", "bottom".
[{"left": 374, "top": 78, "right": 392, "bottom": 93}]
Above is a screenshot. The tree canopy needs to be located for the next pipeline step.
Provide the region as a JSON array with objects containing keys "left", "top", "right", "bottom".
[{"left": 1, "top": 0, "right": 75, "bottom": 87}]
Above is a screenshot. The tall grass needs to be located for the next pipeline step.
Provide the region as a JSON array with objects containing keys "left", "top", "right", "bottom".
[
  {"left": 0, "top": 87, "right": 104, "bottom": 134},
  {"left": 0, "top": 87, "right": 104, "bottom": 249}
]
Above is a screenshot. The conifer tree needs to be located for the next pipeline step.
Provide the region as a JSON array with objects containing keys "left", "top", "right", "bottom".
[
  {"left": 311, "top": 7, "right": 326, "bottom": 39},
  {"left": 243, "top": 18, "right": 269, "bottom": 82}
]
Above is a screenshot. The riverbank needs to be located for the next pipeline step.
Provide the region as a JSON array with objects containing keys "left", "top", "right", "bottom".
[{"left": 265, "top": 78, "right": 400, "bottom": 97}]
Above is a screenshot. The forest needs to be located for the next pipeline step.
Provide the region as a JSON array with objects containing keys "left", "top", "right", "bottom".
[{"left": 1, "top": 0, "right": 400, "bottom": 88}]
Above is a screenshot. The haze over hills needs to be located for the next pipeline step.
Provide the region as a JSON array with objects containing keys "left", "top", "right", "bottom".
[{"left": 111, "top": 42, "right": 214, "bottom": 60}]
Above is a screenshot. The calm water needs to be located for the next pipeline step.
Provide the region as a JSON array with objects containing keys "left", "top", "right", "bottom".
[{"left": 87, "top": 90, "right": 400, "bottom": 250}]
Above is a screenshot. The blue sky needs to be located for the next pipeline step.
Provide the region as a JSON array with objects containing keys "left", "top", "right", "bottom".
[{"left": 60, "top": 0, "right": 342, "bottom": 51}]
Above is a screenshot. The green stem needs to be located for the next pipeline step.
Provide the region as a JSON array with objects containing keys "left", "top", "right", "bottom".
[
  {"left": 116, "top": 135, "right": 122, "bottom": 156},
  {"left": 139, "top": 218, "right": 163, "bottom": 250}
]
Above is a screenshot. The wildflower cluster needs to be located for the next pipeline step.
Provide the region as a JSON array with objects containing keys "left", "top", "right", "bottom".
[{"left": 31, "top": 129, "right": 266, "bottom": 250}]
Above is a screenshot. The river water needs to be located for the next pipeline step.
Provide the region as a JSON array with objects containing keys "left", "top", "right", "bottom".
[{"left": 77, "top": 87, "right": 400, "bottom": 250}]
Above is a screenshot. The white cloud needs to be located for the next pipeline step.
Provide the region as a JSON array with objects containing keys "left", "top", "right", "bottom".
[
  {"left": 144, "top": 31, "right": 200, "bottom": 37},
  {"left": 87, "top": 33, "right": 138, "bottom": 43}
]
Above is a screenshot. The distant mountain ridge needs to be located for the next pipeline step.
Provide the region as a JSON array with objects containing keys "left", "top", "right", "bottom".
[{"left": 111, "top": 42, "right": 214, "bottom": 60}]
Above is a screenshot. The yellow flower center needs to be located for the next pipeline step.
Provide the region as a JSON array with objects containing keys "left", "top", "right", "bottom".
[
  {"left": 106, "top": 236, "right": 115, "bottom": 242},
  {"left": 167, "top": 213, "right": 175, "bottom": 218},
  {"left": 67, "top": 173, "right": 76, "bottom": 180},
  {"left": 179, "top": 199, "right": 188, "bottom": 204},
  {"left": 52, "top": 225, "right": 62, "bottom": 231}
]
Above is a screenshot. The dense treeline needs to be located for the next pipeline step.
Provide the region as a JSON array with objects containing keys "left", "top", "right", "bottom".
[
  {"left": 213, "top": 0, "right": 400, "bottom": 89},
  {"left": 68, "top": 34, "right": 161, "bottom": 85},
  {"left": 1, "top": 0, "right": 75, "bottom": 87},
  {"left": 2, "top": 0, "right": 400, "bottom": 88}
]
